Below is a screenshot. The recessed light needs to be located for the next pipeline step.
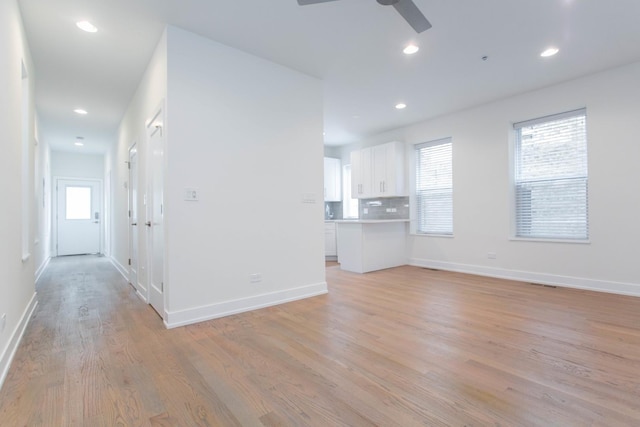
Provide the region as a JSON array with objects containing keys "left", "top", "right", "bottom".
[
  {"left": 403, "top": 44, "right": 419, "bottom": 55},
  {"left": 76, "top": 21, "right": 98, "bottom": 33},
  {"left": 540, "top": 47, "right": 559, "bottom": 57},
  {"left": 74, "top": 142, "right": 84, "bottom": 147},
  {"left": 395, "top": 103, "right": 407, "bottom": 110},
  {"left": 74, "top": 109, "right": 88, "bottom": 115}
]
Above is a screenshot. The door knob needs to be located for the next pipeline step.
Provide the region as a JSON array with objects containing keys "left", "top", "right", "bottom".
[
  {"left": 131, "top": 223, "right": 137, "bottom": 226},
  {"left": 145, "top": 221, "right": 152, "bottom": 227}
]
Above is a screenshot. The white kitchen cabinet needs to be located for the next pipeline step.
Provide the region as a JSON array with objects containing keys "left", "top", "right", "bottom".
[
  {"left": 350, "top": 141, "right": 405, "bottom": 199},
  {"left": 324, "top": 222, "right": 337, "bottom": 258},
  {"left": 335, "top": 220, "right": 408, "bottom": 273},
  {"left": 324, "top": 157, "right": 342, "bottom": 202},
  {"left": 350, "top": 147, "right": 371, "bottom": 198}
]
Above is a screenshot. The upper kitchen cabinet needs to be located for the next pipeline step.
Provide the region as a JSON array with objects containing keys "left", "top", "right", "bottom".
[
  {"left": 351, "top": 147, "right": 371, "bottom": 198},
  {"left": 351, "top": 141, "right": 406, "bottom": 199},
  {"left": 324, "top": 157, "right": 342, "bottom": 201}
]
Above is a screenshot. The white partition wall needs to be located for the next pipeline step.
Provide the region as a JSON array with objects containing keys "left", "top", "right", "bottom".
[{"left": 0, "top": 0, "right": 38, "bottom": 389}]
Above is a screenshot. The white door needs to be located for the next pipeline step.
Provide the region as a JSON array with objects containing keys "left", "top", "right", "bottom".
[
  {"left": 57, "top": 179, "right": 101, "bottom": 256},
  {"left": 148, "top": 114, "right": 164, "bottom": 318},
  {"left": 128, "top": 145, "right": 142, "bottom": 296}
]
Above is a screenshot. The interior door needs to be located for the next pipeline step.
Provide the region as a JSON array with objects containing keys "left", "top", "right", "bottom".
[
  {"left": 57, "top": 179, "right": 101, "bottom": 256},
  {"left": 148, "top": 112, "right": 164, "bottom": 318},
  {"left": 128, "top": 145, "right": 141, "bottom": 296}
]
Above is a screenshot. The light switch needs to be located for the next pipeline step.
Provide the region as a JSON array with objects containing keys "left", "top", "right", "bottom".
[
  {"left": 184, "top": 188, "right": 199, "bottom": 201},
  {"left": 302, "top": 193, "right": 316, "bottom": 204}
]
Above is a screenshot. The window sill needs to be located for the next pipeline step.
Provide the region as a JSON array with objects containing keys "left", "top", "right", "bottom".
[
  {"left": 411, "top": 232, "right": 454, "bottom": 238},
  {"left": 509, "top": 237, "right": 590, "bottom": 244}
]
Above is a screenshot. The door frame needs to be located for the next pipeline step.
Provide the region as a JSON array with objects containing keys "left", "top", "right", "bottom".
[
  {"left": 146, "top": 103, "right": 166, "bottom": 321},
  {"left": 53, "top": 176, "right": 103, "bottom": 257},
  {"left": 128, "top": 142, "right": 146, "bottom": 300}
]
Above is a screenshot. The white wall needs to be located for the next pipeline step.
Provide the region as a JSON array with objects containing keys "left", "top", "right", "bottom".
[
  {"left": 110, "top": 29, "right": 167, "bottom": 285},
  {"left": 0, "top": 0, "right": 38, "bottom": 389},
  {"left": 51, "top": 151, "right": 104, "bottom": 179},
  {"left": 164, "top": 26, "right": 326, "bottom": 327},
  {"left": 342, "top": 61, "right": 640, "bottom": 295},
  {"left": 33, "top": 115, "right": 52, "bottom": 280}
]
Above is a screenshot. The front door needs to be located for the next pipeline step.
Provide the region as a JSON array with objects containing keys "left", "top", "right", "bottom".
[
  {"left": 56, "top": 179, "right": 101, "bottom": 256},
  {"left": 148, "top": 110, "right": 165, "bottom": 318}
]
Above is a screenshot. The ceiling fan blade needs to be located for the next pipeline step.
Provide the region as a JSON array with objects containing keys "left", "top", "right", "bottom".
[
  {"left": 297, "top": 0, "right": 340, "bottom": 5},
  {"left": 392, "top": 0, "right": 432, "bottom": 33}
]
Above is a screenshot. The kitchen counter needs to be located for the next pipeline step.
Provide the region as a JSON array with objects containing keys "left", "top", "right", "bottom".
[
  {"left": 336, "top": 220, "right": 408, "bottom": 273},
  {"left": 333, "top": 219, "right": 409, "bottom": 224}
]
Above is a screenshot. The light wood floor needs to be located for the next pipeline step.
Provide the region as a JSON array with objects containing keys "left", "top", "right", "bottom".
[{"left": 1, "top": 256, "right": 640, "bottom": 426}]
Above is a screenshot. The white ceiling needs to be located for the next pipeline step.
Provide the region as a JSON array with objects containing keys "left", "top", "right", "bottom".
[{"left": 18, "top": 0, "right": 640, "bottom": 153}]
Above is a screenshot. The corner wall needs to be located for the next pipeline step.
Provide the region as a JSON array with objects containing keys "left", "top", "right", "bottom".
[
  {"left": 0, "top": 0, "right": 38, "bottom": 389},
  {"left": 110, "top": 29, "right": 167, "bottom": 284},
  {"left": 33, "top": 115, "right": 52, "bottom": 281},
  {"left": 164, "top": 26, "right": 326, "bottom": 326}
]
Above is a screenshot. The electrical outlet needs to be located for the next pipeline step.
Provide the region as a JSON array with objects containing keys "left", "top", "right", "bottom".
[
  {"left": 1, "top": 313, "right": 6, "bottom": 333},
  {"left": 488, "top": 252, "right": 497, "bottom": 259},
  {"left": 249, "top": 273, "right": 262, "bottom": 283}
]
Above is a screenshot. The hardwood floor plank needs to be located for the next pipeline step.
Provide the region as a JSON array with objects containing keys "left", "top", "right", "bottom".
[{"left": 1, "top": 255, "right": 640, "bottom": 426}]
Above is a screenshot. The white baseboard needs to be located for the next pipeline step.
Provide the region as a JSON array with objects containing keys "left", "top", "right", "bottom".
[
  {"left": 409, "top": 258, "right": 640, "bottom": 297},
  {"left": 109, "top": 256, "right": 129, "bottom": 282},
  {"left": 135, "top": 288, "right": 148, "bottom": 303},
  {"left": 165, "top": 282, "right": 329, "bottom": 329},
  {"left": 35, "top": 256, "right": 51, "bottom": 283},
  {"left": 0, "top": 293, "right": 38, "bottom": 391}
]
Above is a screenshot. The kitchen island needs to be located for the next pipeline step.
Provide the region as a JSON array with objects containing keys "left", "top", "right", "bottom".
[{"left": 334, "top": 219, "right": 409, "bottom": 273}]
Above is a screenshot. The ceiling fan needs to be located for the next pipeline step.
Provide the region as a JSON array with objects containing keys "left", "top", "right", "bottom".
[{"left": 297, "top": 0, "right": 432, "bottom": 33}]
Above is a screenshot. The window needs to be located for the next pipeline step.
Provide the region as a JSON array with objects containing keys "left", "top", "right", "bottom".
[
  {"left": 415, "top": 138, "right": 453, "bottom": 235},
  {"left": 342, "top": 164, "right": 359, "bottom": 219},
  {"left": 66, "top": 186, "right": 92, "bottom": 220},
  {"left": 514, "top": 108, "right": 588, "bottom": 240}
]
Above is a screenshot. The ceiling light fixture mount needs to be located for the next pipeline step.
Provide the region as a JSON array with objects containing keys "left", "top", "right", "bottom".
[
  {"left": 395, "top": 103, "right": 407, "bottom": 110},
  {"left": 74, "top": 108, "right": 88, "bottom": 115},
  {"left": 540, "top": 47, "right": 559, "bottom": 57},
  {"left": 403, "top": 44, "right": 419, "bottom": 55},
  {"left": 74, "top": 136, "right": 85, "bottom": 147},
  {"left": 76, "top": 21, "right": 98, "bottom": 33}
]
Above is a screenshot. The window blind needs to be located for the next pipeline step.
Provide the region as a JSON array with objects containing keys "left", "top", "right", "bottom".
[
  {"left": 514, "top": 108, "right": 588, "bottom": 240},
  {"left": 415, "top": 138, "right": 453, "bottom": 235}
]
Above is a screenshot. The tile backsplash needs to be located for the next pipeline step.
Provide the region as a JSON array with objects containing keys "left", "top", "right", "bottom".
[
  {"left": 359, "top": 197, "right": 409, "bottom": 220},
  {"left": 324, "top": 201, "right": 343, "bottom": 220}
]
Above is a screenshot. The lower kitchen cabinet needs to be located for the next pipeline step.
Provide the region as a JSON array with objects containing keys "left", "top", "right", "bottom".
[
  {"left": 335, "top": 220, "right": 408, "bottom": 273},
  {"left": 325, "top": 222, "right": 337, "bottom": 259}
]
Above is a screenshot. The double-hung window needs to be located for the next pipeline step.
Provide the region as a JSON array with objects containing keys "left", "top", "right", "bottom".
[
  {"left": 513, "top": 108, "right": 588, "bottom": 240},
  {"left": 415, "top": 138, "right": 453, "bottom": 235}
]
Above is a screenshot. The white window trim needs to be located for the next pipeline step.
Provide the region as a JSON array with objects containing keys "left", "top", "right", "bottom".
[{"left": 342, "top": 164, "right": 359, "bottom": 219}]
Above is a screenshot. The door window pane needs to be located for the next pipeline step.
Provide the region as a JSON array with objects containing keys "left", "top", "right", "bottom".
[{"left": 66, "top": 186, "right": 92, "bottom": 220}]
